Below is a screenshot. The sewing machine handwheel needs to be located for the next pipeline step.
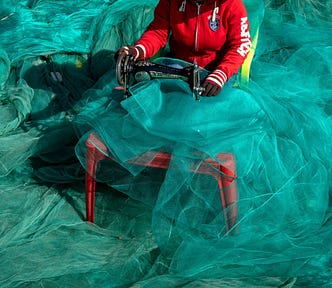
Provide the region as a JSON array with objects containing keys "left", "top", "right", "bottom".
[
  {"left": 116, "top": 53, "right": 134, "bottom": 85},
  {"left": 116, "top": 52, "right": 126, "bottom": 85}
]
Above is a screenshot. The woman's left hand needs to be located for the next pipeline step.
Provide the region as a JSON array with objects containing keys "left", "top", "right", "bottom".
[
  {"left": 201, "top": 80, "right": 222, "bottom": 96},
  {"left": 201, "top": 70, "right": 227, "bottom": 96}
]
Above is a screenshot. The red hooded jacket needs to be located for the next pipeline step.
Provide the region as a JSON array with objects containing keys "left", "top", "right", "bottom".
[{"left": 135, "top": 0, "right": 252, "bottom": 85}]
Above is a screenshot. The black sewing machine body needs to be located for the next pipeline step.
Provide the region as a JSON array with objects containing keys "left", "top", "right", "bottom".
[{"left": 116, "top": 54, "right": 207, "bottom": 100}]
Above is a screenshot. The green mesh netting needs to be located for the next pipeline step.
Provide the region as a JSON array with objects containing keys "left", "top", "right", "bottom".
[{"left": 1, "top": 0, "right": 332, "bottom": 287}]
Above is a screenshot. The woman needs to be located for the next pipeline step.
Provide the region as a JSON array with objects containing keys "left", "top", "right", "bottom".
[{"left": 117, "top": 0, "right": 251, "bottom": 96}]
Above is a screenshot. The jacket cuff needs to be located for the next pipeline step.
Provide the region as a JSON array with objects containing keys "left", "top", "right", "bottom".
[
  {"left": 205, "top": 69, "right": 228, "bottom": 87},
  {"left": 135, "top": 44, "right": 146, "bottom": 59}
]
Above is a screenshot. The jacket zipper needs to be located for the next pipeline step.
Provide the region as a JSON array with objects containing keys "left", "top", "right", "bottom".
[{"left": 194, "top": 3, "right": 201, "bottom": 63}]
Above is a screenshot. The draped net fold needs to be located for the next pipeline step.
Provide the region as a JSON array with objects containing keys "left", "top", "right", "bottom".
[{"left": 0, "top": 0, "right": 332, "bottom": 287}]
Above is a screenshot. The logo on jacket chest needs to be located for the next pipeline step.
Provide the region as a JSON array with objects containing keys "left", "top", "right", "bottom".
[{"left": 208, "top": 15, "right": 220, "bottom": 32}]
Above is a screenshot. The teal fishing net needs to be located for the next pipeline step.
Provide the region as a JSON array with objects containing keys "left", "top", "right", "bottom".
[{"left": 1, "top": 0, "right": 332, "bottom": 287}]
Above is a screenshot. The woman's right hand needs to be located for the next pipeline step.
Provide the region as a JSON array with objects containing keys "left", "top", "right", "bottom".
[{"left": 115, "top": 46, "right": 143, "bottom": 62}]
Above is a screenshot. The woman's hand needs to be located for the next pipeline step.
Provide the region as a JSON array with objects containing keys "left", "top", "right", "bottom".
[
  {"left": 201, "top": 70, "right": 227, "bottom": 96},
  {"left": 115, "top": 46, "right": 143, "bottom": 61}
]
